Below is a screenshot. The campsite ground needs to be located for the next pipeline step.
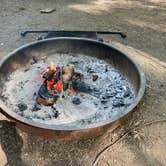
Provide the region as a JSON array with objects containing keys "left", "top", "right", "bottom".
[{"left": 0, "top": 0, "right": 166, "bottom": 165}]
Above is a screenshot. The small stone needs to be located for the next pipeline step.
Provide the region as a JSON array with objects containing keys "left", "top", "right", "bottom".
[
  {"left": 72, "top": 97, "right": 81, "bottom": 105},
  {"left": 92, "top": 75, "right": 98, "bottom": 81},
  {"left": 18, "top": 7, "right": 26, "bottom": 11}
]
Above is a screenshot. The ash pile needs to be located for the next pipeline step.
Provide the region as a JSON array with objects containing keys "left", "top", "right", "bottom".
[{"left": 1, "top": 53, "right": 135, "bottom": 126}]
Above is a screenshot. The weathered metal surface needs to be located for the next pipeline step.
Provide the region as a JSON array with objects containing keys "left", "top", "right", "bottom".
[{"left": 0, "top": 38, "right": 145, "bottom": 141}]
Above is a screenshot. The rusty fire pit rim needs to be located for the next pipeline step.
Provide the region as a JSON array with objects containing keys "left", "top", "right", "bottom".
[{"left": 0, "top": 37, "right": 146, "bottom": 131}]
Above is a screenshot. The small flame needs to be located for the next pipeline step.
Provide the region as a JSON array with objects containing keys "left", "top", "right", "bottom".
[{"left": 50, "top": 61, "right": 55, "bottom": 70}]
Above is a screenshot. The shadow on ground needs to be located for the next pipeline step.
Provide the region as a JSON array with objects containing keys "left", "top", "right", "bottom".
[{"left": 0, "top": 120, "right": 23, "bottom": 166}]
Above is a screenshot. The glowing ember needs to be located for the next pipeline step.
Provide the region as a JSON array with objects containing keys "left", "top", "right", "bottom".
[{"left": 37, "top": 63, "right": 79, "bottom": 106}]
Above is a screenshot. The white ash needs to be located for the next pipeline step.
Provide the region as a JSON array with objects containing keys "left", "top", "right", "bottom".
[{"left": 1, "top": 53, "right": 135, "bottom": 127}]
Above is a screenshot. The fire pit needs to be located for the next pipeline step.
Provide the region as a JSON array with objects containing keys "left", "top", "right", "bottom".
[{"left": 0, "top": 38, "right": 145, "bottom": 141}]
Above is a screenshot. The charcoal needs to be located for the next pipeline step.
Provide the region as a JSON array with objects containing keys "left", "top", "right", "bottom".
[
  {"left": 0, "top": 95, "right": 8, "bottom": 102},
  {"left": 123, "top": 87, "right": 131, "bottom": 97},
  {"left": 101, "top": 99, "right": 108, "bottom": 104},
  {"left": 32, "top": 104, "right": 41, "bottom": 111},
  {"left": 33, "top": 92, "right": 37, "bottom": 97},
  {"left": 129, "top": 95, "right": 134, "bottom": 99},
  {"left": 17, "top": 103, "right": 27, "bottom": 111},
  {"left": 105, "top": 92, "right": 114, "bottom": 98},
  {"left": 32, "top": 56, "right": 38, "bottom": 63},
  {"left": 38, "top": 84, "right": 56, "bottom": 100},
  {"left": 24, "top": 68, "right": 29, "bottom": 72},
  {"left": 41, "top": 56, "right": 47, "bottom": 62},
  {"left": 73, "top": 82, "right": 92, "bottom": 94},
  {"left": 63, "top": 83, "right": 69, "bottom": 91},
  {"left": 92, "top": 88, "right": 101, "bottom": 97},
  {"left": 72, "top": 72, "right": 83, "bottom": 82},
  {"left": 108, "top": 84, "right": 113, "bottom": 88},
  {"left": 54, "top": 110, "right": 59, "bottom": 118},
  {"left": 112, "top": 99, "right": 125, "bottom": 107},
  {"left": 115, "top": 93, "right": 123, "bottom": 99},
  {"left": 92, "top": 75, "right": 98, "bottom": 81},
  {"left": 69, "top": 61, "right": 80, "bottom": 67},
  {"left": 72, "top": 97, "right": 81, "bottom": 105},
  {"left": 94, "top": 101, "right": 98, "bottom": 106},
  {"left": 105, "top": 66, "right": 108, "bottom": 72},
  {"left": 102, "top": 96, "right": 107, "bottom": 100},
  {"left": 119, "top": 87, "right": 124, "bottom": 90},
  {"left": 43, "top": 69, "right": 55, "bottom": 80},
  {"left": 19, "top": 81, "right": 24, "bottom": 89},
  {"left": 87, "top": 67, "right": 95, "bottom": 73},
  {"left": 51, "top": 105, "right": 59, "bottom": 118}
]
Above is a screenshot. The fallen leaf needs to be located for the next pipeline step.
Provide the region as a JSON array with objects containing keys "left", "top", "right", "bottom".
[{"left": 40, "top": 8, "right": 56, "bottom": 14}]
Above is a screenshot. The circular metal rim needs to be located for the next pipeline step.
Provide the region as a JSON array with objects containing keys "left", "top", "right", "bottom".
[{"left": 0, "top": 37, "right": 146, "bottom": 131}]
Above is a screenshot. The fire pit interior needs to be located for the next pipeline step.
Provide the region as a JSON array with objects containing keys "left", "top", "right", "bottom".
[{"left": 0, "top": 38, "right": 145, "bottom": 134}]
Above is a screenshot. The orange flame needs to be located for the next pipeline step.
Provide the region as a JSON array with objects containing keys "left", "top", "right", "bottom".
[{"left": 54, "top": 80, "right": 63, "bottom": 91}]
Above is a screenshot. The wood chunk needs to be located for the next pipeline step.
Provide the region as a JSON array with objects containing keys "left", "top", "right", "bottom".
[{"left": 36, "top": 95, "right": 55, "bottom": 106}]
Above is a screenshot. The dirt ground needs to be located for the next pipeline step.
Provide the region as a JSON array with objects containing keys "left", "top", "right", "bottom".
[{"left": 0, "top": 0, "right": 166, "bottom": 166}]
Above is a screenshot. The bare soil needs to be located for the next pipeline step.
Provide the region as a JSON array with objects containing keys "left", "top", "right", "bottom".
[{"left": 0, "top": 0, "right": 166, "bottom": 166}]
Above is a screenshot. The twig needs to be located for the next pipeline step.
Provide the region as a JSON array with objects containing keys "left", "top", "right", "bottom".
[{"left": 92, "top": 119, "right": 166, "bottom": 166}]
